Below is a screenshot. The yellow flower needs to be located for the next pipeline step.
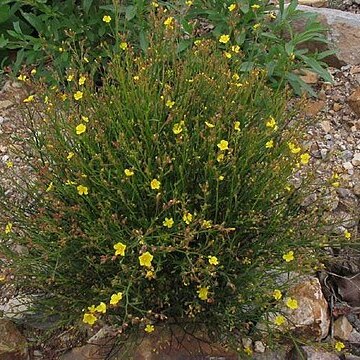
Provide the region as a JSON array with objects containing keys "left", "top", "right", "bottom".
[
  {"left": 5, "top": 222, "right": 12, "bottom": 234},
  {"left": 145, "top": 324, "right": 155, "bottom": 333},
  {"left": 274, "top": 315, "right": 286, "bottom": 326},
  {"left": 150, "top": 179, "right": 161, "bottom": 190},
  {"left": 110, "top": 292, "right": 123, "bottom": 305},
  {"left": 266, "top": 116, "right": 277, "bottom": 129},
  {"left": 251, "top": 4, "right": 260, "bottom": 9},
  {"left": 77, "top": 185, "right": 89, "bottom": 196},
  {"left": 173, "top": 121, "right": 184, "bottom": 134},
  {"left": 164, "top": 17, "right": 174, "bottom": 29},
  {"left": 265, "top": 139, "right": 274, "bottom": 149},
  {"left": 120, "top": 42, "right": 128, "bottom": 50},
  {"left": 31, "top": 69, "right": 37, "bottom": 75},
  {"left": 61, "top": 93, "right": 67, "bottom": 101},
  {"left": 244, "top": 346, "right": 253, "bottom": 356},
  {"left": 228, "top": 3, "right": 236, "bottom": 11},
  {"left": 78, "top": 76, "right": 86, "bottom": 85},
  {"left": 102, "top": 15, "right": 111, "bottom": 23},
  {"left": 253, "top": 23, "right": 260, "bottom": 30},
  {"left": 18, "top": 74, "right": 27, "bottom": 81},
  {"left": 83, "top": 313, "right": 97, "bottom": 325},
  {"left": 139, "top": 251, "right": 153, "bottom": 267},
  {"left": 288, "top": 142, "right": 301, "bottom": 154},
  {"left": 208, "top": 256, "right": 219, "bottom": 265},
  {"left": 219, "top": 34, "right": 230, "bottom": 44},
  {"left": 197, "top": 286, "right": 209, "bottom": 301},
  {"left": 76, "top": 123, "right": 86, "bottom": 135},
  {"left": 231, "top": 45, "right": 240, "bottom": 53},
  {"left": 182, "top": 212, "right": 193, "bottom": 225},
  {"left": 202, "top": 220, "right": 212, "bottom": 229},
  {"left": 65, "top": 180, "right": 76, "bottom": 185},
  {"left": 205, "top": 121, "right": 215, "bottom": 128},
  {"left": 282, "top": 250, "right": 294, "bottom": 262},
  {"left": 344, "top": 230, "right": 351, "bottom": 239},
  {"left": 224, "top": 51, "right": 232, "bottom": 59},
  {"left": 74, "top": 91, "right": 83, "bottom": 101},
  {"left": 96, "top": 302, "right": 107, "bottom": 313},
  {"left": 217, "top": 140, "right": 229, "bottom": 151},
  {"left": 335, "top": 341, "right": 345, "bottom": 352},
  {"left": 218, "top": 175, "right": 224, "bottom": 181},
  {"left": 151, "top": 1, "right": 159, "bottom": 7},
  {"left": 46, "top": 182, "right": 54, "bottom": 192},
  {"left": 114, "top": 242, "right": 126, "bottom": 256},
  {"left": 165, "top": 99, "right": 175, "bottom": 108},
  {"left": 185, "top": 0, "right": 193, "bottom": 5},
  {"left": 67, "top": 152, "right": 75, "bottom": 160},
  {"left": 217, "top": 153, "right": 225, "bottom": 162},
  {"left": 67, "top": 74, "right": 74, "bottom": 82},
  {"left": 23, "top": 95, "right": 35, "bottom": 103},
  {"left": 6, "top": 161, "right": 13, "bottom": 168},
  {"left": 232, "top": 73, "right": 240, "bottom": 81},
  {"left": 233, "top": 121, "right": 241, "bottom": 132},
  {"left": 124, "top": 168, "right": 134, "bottom": 177},
  {"left": 285, "top": 297, "right": 298, "bottom": 310},
  {"left": 300, "top": 153, "right": 310, "bottom": 165},
  {"left": 273, "top": 289, "right": 282, "bottom": 300},
  {"left": 163, "top": 217, "right": 174, "bottom": 228}
]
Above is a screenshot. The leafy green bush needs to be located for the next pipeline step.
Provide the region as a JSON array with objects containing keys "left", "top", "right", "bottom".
[
  {"left": 1, "top": 0, "right": 332, "bottom": 95},
  {"left": 0, "top": 17, "right": 339, "bottom": 355}
]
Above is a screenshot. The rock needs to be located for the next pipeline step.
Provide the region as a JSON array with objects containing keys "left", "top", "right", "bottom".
[
  {"left": 290, "top": 346, "right": 340, "bottom": 359},
  {"left": 0, "top": 295, "right": 33, "bottom": 320},
  {"left": 349, "top": 329, "right": 360, "bottom": 343},
  {"left": 60, "top": 327, "right": 117, "bottom": 360},
  {"left": 295, "top": 6, "right": 360, "bottom": 67},
  {"left": 0, "top": 100, "right": 13, "bottom": 110},
  {"left": 348, "top": 88, "right": 360, "bottom": 116},
  {"left": 335, "top": 274, "right": 360, "bottom": 307},
  {"left": 334, "top": 316, "right": 353, "bottom": 340},
  {"left": 298, "top": 0, "right": 328, "bottom": 7},
  {"left": 333, "top": 103, "right": 342, "bottom": 112},
  {"left": 254, "top": 341, "right": 266, "bottom": 353},
  {"left": 352, "top": 153, "right": 360, "bottom": 166},
  {"left": 111, "top": 324, "right": 239, "bottom": 360},
  {"left": 343, "top": 161, "right": 354, "bottom": 171},
  {"left": 0, "top": 318, "right": 29, "bottom": 360},
  {"left": 285, "top": 276, "right": 330, "bottom": 340},
  {"left": 304, "top": 100, "right": 326, "bottom": 116},
  {"left": 321, "top": 120, "right": 332, "bottom": 133}
]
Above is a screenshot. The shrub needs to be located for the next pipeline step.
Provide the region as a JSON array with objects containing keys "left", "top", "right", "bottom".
[{"left": 0, "top": 17, "right": 340, "bottom": 355}]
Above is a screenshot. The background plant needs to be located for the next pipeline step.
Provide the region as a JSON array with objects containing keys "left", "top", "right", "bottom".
[
  {"left": 0, "top": 16, "right": 343, "bottom": 355},
  {"left": 0, "top": 0, "right": 332, "bottom": 95}
]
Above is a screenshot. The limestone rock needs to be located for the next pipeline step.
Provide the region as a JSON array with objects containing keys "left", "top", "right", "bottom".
[
  {"left": 348, "top": 88, "right": 360, "bottom": 117},
  {"left": 295, "top": 6, "right": 360, "bottom": 67},
  {"left": 286, "top": 276, "right": 330, "bottom": 340},
  {"left": 333, "top": 316, "right": 353, "bottom": 340},
  {"left": 0, "top": 318, "right": 29, "bottom": 360}
]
